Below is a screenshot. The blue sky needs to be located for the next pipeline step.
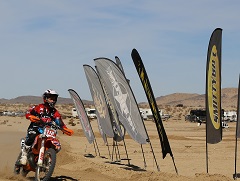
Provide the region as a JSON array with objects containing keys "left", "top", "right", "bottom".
[{"left": 0, "top": 1, "right": 239, "bottom": 102}]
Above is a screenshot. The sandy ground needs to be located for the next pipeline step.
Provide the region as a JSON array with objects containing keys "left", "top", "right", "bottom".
[{"left": 0, "top": 115, "right": 238, "bottom": 181}]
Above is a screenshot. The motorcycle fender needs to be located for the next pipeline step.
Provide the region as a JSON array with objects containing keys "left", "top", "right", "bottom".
[
  {"left": 23, "top": 163, "right": 35, "bottom": 172},
  {"left": 47, "top": 138, "right": 61, "bottom": 152}
]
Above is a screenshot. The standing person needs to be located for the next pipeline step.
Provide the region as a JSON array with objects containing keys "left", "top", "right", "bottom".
[{"left": 19, "top": 89, "right": 73, "bottom": 165}]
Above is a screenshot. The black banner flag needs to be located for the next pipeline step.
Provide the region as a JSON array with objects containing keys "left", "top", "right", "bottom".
[
  {"left": 131, "top": 48, "right": 173, "bottom": 159},
  {"left": 206, "top": 28, "right": 222, "bottom": 144}
]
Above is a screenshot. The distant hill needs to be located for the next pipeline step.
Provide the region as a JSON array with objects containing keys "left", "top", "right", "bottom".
[
  {"left": 139, "top": 88, "right": 238, "bottom": 109},
  {"left": 0, "top": 88, "right": 238, "bottom": 109},
  {"left": 0, "top": 96, "right": 93, "bottom": 105},
  {"left": 155, "top": 93, "right": 200, "bottom": 105}
]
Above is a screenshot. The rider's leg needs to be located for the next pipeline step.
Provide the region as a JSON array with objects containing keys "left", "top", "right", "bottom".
[
  {"left": 19, "top": 128, "right": 37, "bottom": 165},
  {"left": 19, "top": 145, "right": 31, "bottom": 165}
]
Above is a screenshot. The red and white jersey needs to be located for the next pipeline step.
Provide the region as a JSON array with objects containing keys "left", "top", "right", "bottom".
[{"left": 26, "top": 103, "right": 66, "bottom": 128}]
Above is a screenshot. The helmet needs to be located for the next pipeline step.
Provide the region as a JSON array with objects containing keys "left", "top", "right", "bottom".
[{"left": 43, "top": 89, "right": 59, "bottom": 108}]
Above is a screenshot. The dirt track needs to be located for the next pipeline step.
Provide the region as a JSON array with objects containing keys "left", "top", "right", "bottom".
[{"left": 0, "top": 116, "right": 236, "bottom": 181}]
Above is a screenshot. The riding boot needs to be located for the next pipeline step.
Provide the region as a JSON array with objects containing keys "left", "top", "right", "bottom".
[{"left": 19, "top": 145, "right": 31, "bottom": 165}]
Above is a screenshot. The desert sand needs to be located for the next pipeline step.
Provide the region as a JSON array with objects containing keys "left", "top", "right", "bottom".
[{"left": 0, "top": 114, "right": 238, "bottom": 181}]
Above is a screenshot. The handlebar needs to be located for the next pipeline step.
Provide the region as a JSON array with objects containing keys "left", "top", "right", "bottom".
[
  {"left": 41, "top": 120, "right": 62, "bottom": 131},
  {"left": 33, "top": 116, "right": 70, "bottom": 135}
]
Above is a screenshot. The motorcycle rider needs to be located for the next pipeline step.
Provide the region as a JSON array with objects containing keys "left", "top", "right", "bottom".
[{"left": 19, "top": 89, "right": 74, "bottom": 165}]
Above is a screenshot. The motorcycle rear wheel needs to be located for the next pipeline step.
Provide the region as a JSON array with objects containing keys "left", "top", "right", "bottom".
[{"left": 35, "top": 148, "right": 56, "bottom": 181}]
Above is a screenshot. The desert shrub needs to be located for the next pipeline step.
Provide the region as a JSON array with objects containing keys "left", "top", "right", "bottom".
[
  {"left": 68, "top": 118, "right": 76, "bottom": 126},
  {"left": 165, "top": 106, "right": 171, "bottom": 112},
  {"left": 0, "top": 120, "right": 8, "bottom": 125},
  {"left": 178, "top": 113, "right": 182, "bottom": 120}
]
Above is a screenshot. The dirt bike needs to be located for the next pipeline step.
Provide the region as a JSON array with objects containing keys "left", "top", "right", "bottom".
[{"left": 14, "top": 121, "right": 63, "bottom": 181}]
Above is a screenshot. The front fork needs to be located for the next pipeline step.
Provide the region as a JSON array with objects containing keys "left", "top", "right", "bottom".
[{"left": 37, "top": 139, "right": 45, "bottom": 166}]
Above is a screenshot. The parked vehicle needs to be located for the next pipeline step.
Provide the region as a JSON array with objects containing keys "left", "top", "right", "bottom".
[
  {"left": 139, "top": 108, "right": 170, "bottom": 120},
  {"left": 222, "top": 121, "right": 229, "bottom": 128},
  {"left": 85, "top": 108, "right": 97, "bottom": 119},
  {"left": 189, "top": 109, "right": 206, "bottom": 123},
  {"left": 71, "top": 108, "right": 78, "bottom": 118},
  {"left": 223, "top": 111, "right": 237, "bottom": 122}
]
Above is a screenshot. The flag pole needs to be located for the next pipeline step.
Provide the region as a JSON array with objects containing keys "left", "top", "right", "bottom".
[
  {"left": 115, "top": 140, "right": 121, "bottom": 161},
  {"left": 234, "top": 133, "right": 238, "bottom": 179},
  {"left": 233, "top": 75, "right": 240, "bottom": 179},
  {"left": 206, "top": 135, "right": 209, "bottom": 173},
  {"left": 105, "top": 137, "right": 111, "bottom": 159},
  {"left": 140, "top": 144, "right": 147, "bottom": 169}
]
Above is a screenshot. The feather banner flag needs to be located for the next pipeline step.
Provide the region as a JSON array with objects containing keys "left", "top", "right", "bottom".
[
  {"left": 95, "top": 57, "right": 149, "bottom": 144},
  {"left": 206, "top": 28, "right": 222, "bottom": 144},
  {"left": 131, "top": 48, "right": 173, "bottom": 159},
  {"left": 83, "top": 64, "right": 115, "bottom": 138},
  {"left": 68, "top": 89, "right": 95, "bottom": 144}
]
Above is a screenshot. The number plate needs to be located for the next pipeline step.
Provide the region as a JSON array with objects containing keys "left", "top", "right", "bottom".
[{"left": 45, "top": 128, "right": 57, "bottom": 137}]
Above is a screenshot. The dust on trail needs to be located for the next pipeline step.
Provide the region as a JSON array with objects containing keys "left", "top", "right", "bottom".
[
  {"left": 0, "top": 166, "right": 28, "bottom": 181},
  {"left": 0, "top": 130, "right": 27, "bottom": 181}
]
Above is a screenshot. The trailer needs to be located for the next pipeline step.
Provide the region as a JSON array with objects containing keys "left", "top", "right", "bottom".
[
  {"left": 224, "top": 111, "right": 237, "bottom": 122},
  {"left": 71, "top": 108, "right": 78, "bottom": 118},
  {"left": 139, "top": 108, "right": 169, "bottom": 120},
  {"left": 71, "top": 107, "right": 97, "bottom": 119},
  {"left": 85, "top": 108, "right": 97, "bottom": 119}
]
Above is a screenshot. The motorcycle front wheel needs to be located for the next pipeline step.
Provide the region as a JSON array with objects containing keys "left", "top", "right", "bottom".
[{"left": 35, "top": 148, "right": 56, "bottom": 181}]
